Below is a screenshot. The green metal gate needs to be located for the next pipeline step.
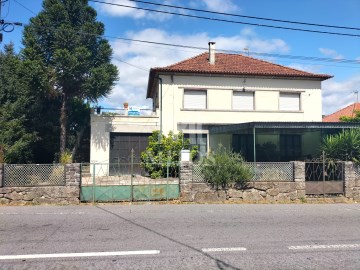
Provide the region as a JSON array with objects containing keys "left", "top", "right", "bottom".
[{"left": 80, "top": 163, "right": 180, "bottom": 202}]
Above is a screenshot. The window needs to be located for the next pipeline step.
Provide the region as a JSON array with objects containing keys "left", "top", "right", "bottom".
[
  {"left": 183, "top": 90, "right": 207, "bottom": 109},
  {"left": 280, "top": 135, "right": 301, "bottom": 161},
  {"left": 233, "top": 91, "right": 254, "bottom": 110},
  {"left": 184, "top": 134, "right": 207, "bottom": 158},
  {"left": 279, "top": 93, "right": 300, "bottom": 111}
]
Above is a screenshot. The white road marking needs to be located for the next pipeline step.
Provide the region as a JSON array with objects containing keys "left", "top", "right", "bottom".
[
  {"left": 288, "top": 244, "right": 360, "bottom": 250},
  {"left": 0, "top": 212, "right": 84, "bottom": 215},
  {"left": 0, "top": 250, "right": 160, "bottom": 260},
  {"left": 202, "top": 247, "right": 247, "bottom": 252}
]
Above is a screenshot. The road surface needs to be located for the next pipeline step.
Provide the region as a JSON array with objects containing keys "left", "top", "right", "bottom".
[{"left": 1, "top": 203, "right": 360, "bottom": 269}]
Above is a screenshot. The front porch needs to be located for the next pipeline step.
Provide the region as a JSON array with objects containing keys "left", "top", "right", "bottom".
[{"left": 209, "top": 122, "right": 360, "bottom": 162}]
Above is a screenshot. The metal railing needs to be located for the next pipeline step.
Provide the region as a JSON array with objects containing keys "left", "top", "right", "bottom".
[
  {"left": 353, "top": 163, "right": 360, "bottom": 179},
  {"left": 81, "top": 162, "right": 180, "bottom": 186},
  {"left": 3, "top": 164, "right": 65, "bottom": 187},
  {"left": 192, "top": 162, "right": 294, "bottom": 182}
]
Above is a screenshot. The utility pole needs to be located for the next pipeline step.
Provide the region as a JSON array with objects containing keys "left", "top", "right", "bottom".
[{"left": 0, "top": 0, "right": 23, "bottom": 43}]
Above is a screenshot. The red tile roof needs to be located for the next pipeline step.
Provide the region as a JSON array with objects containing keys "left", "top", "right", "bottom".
[
  {"left": 147, "top": 52, "right": 332, "bottom": 98},
  {"left": 323, "top": 103, "right": 360, "bottom": 122}
]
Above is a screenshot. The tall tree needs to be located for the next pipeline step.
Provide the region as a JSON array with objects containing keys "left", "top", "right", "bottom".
[
  {"left": 22, "top": 0, "right": 118, "bottom": 158},
  {"left": 0, "top": 44, "right": 38, "bottom": 163}
]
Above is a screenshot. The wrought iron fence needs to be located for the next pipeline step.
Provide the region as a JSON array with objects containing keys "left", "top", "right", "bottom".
[
  {"left": 305, "top": 162, "right": 343, "bottom": 181},
  {"left": 353, "top": 163, "right": 360, "bottom": 179},
  {"left": 192, "top": 162, "right": 294, "bottom": 182},
  {"left": 3, "top": 164, "right": 65, "bottom": 187},
  {"left": 81, "top": 162, "right": 180, "bottom": 186},
  {"left": 246, "top": 162, "right": 293, "bottom": 181}
]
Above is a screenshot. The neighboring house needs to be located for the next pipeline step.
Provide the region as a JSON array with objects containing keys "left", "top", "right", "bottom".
[
  {"left": 91, "top": 42, "right": 360, "bottom": 165},
  {"left": 323, "top": 103, "right": 360, "bottom": 122}
]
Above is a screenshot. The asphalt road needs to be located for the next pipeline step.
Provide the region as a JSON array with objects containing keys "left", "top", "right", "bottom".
[{"left": 0, "top": 203, "right": 360, "bottom": 270}]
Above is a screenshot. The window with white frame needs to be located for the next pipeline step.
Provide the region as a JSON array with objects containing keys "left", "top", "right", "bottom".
[
  {"left": 279, "top": 93, "right": 300, "bottom": 111},
  {"left": 233, "top": 91, "right": 254, "bottom": 110},
  {"left": 183, "top": 90, "right": 207, "bottom": 109}
]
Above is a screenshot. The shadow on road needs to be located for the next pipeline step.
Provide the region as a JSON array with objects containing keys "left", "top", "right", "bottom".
[{"left": 96, "top": 205, "right": 241, "bottom": 270}]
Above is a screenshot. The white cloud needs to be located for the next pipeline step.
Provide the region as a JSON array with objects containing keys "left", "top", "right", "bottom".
[
  {"left": 319, "top": 48, "right": 344, "bottom": 60},
  {"left": 102, "top": 28, "right": 290, "bottom": 108},
  {"left": 287, "top": 63, "right": 323, "bottom": 74},
  {"left": 94, "top": 0, "right": 181, "bottom": 21},
  {"left": 322, "top": 74, "right": 360, "bottom": 115},
  {"left": 200, "top": 0, "right": 240, "bottom": 13},
  {"left": 95, "top": 0, "right": 146, "bottom": 18}
]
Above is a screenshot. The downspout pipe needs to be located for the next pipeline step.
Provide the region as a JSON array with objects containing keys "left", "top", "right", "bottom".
[{"left": 155, "top": 75, "right": 163, "bottom": 143}]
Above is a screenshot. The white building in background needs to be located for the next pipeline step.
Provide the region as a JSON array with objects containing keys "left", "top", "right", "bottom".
[{"left": 91, "top": 42, "right": 332, "bottom": 164}]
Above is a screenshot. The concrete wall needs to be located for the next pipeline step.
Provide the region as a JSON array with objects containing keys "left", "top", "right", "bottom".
[
  {"left": 0, "top": 164, "right": 81, "bottom": 205},
  {"left": 159, "top": 74, "right": 323, "bottom": 135},
  {"left": 90, "top": 115, "right": 159, "bottom": 164}
]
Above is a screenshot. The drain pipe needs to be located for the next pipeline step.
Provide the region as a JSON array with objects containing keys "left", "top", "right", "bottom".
[{"left": 155, "top": 75, "right": 163, "bottom": 143}]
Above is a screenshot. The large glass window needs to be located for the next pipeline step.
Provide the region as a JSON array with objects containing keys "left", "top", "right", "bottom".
[
  {"left": 233, "top": 91, "right": 254, "bottom": 110},
  {"left": 184, "top": 134, "right": 207, "bottom": 158},
  {"left": 279, "top": 93, "right": 300, "bottom": 111},
  {"left": 183, "top": 90, "right": 207, "bottom": 109}
]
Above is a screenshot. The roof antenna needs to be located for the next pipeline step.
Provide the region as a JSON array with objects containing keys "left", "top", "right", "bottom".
[
  {"left": 354, "top": 90, "right": 359, "bottom": 103},
  {"left": 244, "top": 48, "right": 250, "bottom": 56}
]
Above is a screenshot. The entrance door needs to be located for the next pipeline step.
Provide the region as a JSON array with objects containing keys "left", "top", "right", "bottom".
[{"left": 109, "top": 133, "right": 151, "bottom": 175}]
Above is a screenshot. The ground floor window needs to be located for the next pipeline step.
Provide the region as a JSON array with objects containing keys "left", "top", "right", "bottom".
[{"left": 184, "top": 134, "right": 207, "bottom": 158}]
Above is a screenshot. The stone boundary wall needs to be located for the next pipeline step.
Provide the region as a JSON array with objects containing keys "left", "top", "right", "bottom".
[
  {"left": 180, "top": 161, "right": 360, "bottom": 203},
  {"left": 344, "top": 162, "right": 360, "bottom": 201},
  {"left": 0, "top": 163, "right": 81, "bottom": 205}
]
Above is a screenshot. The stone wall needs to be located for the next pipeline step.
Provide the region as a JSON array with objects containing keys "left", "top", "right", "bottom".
[
  {"left": 180, "top": 161, "right": 305, "bottom": 203},
  {"left": 345, "top": 162, "right": 360, "bottom": 201},
  {"left": 180, "top": 161, "right": 360, "bottom": 203},
  {"left": 0, "top": 163, "right": 81, "bottom": 205}
]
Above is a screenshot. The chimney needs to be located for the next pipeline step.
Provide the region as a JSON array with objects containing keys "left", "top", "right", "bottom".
[{"left": 208, "top": 42, "right": 216, "bottom": 65}]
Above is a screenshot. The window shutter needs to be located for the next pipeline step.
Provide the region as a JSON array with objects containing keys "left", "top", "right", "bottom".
[
  {"left": 233, "top": 92, "right": 254, "bottom": 110},
  {"left": 184, "top": 90, "right": 207, "bottom": 109},
  {"left": 279, "top": 93, "right": 300, "bottom": 111}
]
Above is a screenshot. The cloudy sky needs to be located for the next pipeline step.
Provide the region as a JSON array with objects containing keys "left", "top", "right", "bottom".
[{"left": 3, "top": 0, "right": 360, "bottom": 115}]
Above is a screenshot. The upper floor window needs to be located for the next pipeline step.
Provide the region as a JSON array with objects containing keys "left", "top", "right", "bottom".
[
  {"left": 279, "top": 93, "right": 300, "bottom": 111},
  {"left": 183, "top": 90, "right": 207, "bottom": 109},
  {"left": 233, "top": 91, "right": 254, "bottom": 110}
]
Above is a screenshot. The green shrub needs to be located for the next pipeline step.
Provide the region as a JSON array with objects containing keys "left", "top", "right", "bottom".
[
  {"left": 200, "top": 145, "right": 251, "bottom": 189},
  {"left": 321, "top": 128, "right": 360, "bottom": 162},
  {"left": 141, "top": 131, "right": 198, "bottom": 178},
  {"left": 59, "top": 150, "right": 72, "bottom": 164}
]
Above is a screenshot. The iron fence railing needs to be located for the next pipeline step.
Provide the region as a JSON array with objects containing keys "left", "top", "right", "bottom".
[
  {"left": 81, "top": 162, "right": 180, "bottom": 186},
  {"left": 3, "top": 164, "right": 65, "bottom": 187},
  {"left": 246, "top": 162, "right": 294, "bottom": 181},
  {"left": 305, "top": 162, "right": 344, "bottom": 181},
  {"left": 353, "top": 164, "right": 360, "bottom": 179},
  {"left": 192, "top": 162, "right": 294, "bottom": 182}
]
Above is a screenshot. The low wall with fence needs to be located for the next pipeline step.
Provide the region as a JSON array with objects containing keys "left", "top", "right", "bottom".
[
  {"left": 180, "top": 161, "right": 360, "bottom": 203},
  {"left": 0, "top": 164, "right": 81, "bottom": 205}
]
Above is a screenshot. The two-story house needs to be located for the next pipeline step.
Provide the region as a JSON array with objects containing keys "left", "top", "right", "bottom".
[{"left": 91, "top": 42, "right": 359, "bottom": 164}]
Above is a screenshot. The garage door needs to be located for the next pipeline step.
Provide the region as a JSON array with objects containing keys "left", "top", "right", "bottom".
[{"left": 109, "top": 133, "right": 151, "bottom": 175}]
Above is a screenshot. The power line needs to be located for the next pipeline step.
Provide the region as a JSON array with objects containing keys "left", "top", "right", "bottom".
[
  {"left": 13, "top": 0, "right": 36, "bottom": 15},
  {"left": 11, "top": 0, "right": 360, "bottom": 67},
  {"left": 125, "top": 0, "right": 360, "bottom": 31},
  {"left": 89, "top": 0, "right": 360, "bottom": 38}
]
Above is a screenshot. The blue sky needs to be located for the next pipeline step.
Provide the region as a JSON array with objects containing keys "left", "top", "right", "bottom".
[{"left": 2, "top": 0, "right": 360, "bottom": 115}]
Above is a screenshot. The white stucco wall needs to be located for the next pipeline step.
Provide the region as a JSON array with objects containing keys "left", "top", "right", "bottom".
[
  {"left": 90, "top": 73, "right": 324, "bottom": 164},
  {"left": 158, "top": 74, "right": 323, "bottom": 135},
  {"left": 90, "top": 115, "right": 159, "bottom": 164}
]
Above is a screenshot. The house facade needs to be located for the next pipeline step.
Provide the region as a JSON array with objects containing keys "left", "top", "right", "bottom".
[{"left": 91, "top": 42, "right": 342, "bottom": 164}]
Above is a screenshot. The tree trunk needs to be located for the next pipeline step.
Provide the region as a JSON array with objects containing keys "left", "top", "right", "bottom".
[
  {"left": 71, "top": 122, "right": 88, "bottom": 162},
  {"left": 60, "top": 93, "right": 67, "bottom": 156}
]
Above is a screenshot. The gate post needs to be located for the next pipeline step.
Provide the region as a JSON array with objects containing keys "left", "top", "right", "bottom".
[
  {"left": 0, "top": 164, "right": 3, "bottom": 188},
  {"left": 344, "top": 161, "right": 355, "bottom": 199},
  {"left": 293, "top": 161, "right": 305, "bottom": 198}
]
